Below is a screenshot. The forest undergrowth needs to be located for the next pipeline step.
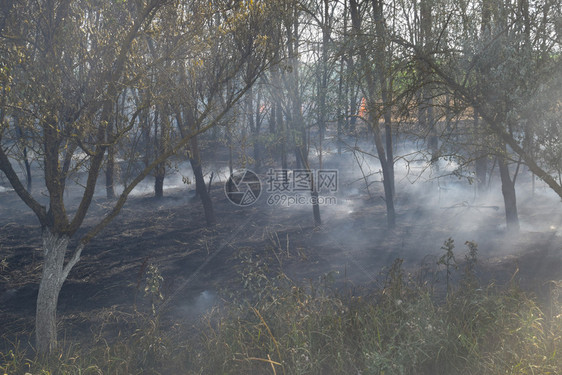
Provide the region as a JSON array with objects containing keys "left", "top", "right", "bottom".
[{"left": 1, "top": 239, "right": 561, "bottom": 375}]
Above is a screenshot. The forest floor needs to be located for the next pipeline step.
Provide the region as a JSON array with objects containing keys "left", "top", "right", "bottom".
[{"left": 0, "top": 154, "right": 562, "bottom": 351}]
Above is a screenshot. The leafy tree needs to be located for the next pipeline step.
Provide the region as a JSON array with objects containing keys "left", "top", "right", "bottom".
[
  {"left": 395, "top": 0, "right": 561, "bottom": 231},
  {"left": 349, "top": 0, "right": 396, "bottom": 228},
  {"left": 0, "top": 0, "right": 272, "bottom": 353}
]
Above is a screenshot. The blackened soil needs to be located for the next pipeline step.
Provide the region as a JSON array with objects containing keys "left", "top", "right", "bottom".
[{"left": 0, "top": 179, "right": 561, "bottom": 350}]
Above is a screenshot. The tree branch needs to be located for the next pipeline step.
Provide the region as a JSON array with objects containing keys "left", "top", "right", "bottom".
[
  {"left": 78, "top": 73, "right": 262, "bottom": 246},
  {"left": 0, "top": 145, "right": 48, "bottom": 226}
]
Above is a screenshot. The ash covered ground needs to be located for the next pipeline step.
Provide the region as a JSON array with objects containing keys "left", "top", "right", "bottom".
[{"left": 1, "top": 139, "right": 561, "bottom": 347}]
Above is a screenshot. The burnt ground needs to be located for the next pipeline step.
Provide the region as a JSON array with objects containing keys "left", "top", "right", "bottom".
[{"left": 0, "top": 164, "right": 562, "bottom": 351}]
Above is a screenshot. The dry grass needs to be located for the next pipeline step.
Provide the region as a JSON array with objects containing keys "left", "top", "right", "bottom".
[{"left": 1, "top": 240, "right": 561, "bottom": 375}]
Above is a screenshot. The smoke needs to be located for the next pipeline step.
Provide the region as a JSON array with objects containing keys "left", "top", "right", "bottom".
[
  {"left": 0, "top": 186, "right": 14, "bottom": 194},
  {"left": 173, "top": 289, "right": 218, "bottom": 321},
  {"left": 2, "top": 133, "right": 561, "bottom": 321},
  {"left": 289, "top": 135, "right": 562, "bottom": 273},
  {"left": 99, "top": 161, "right": 231, "bottom": 198}
]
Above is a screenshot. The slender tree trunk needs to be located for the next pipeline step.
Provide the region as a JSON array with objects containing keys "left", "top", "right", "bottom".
[
  {"left": 252, "top": 88, "right": 262, "bottom": 172},
  {"left": 269, "top": 65, "right": 288, "bottom": 172},
  {"left": 351, "top": 0, "right": 395, "bottom": 228},
  {"left": 384, "top": 116, "right": 395, "bottom": 196},
  {"left": 35, "top": 230, "right": 70, "bottom": 354},
  {"left": 245, "top": 84, "right": 263, "bottom": 172},
  {"left": 347, "top": 62, "right": 358, "bottom": 133},
  {"left": 141, "top": 107, "right": 151, "bottom": 169},
  {"left": 317, "top": 0, "right": 330, "bottom": 148},
  {"left": 337, "top": 57, "right": 345, "bottom": 156},
  {"left": 153, "top": 109, "right": 165, "bottom": 199},
  {"left": 154, "top": 167, "right": 165, "bottom": 199},
  {"left": 374, "top": 125, "right": 396, "bottom": 228},
  {"left": 474, "top": 111, "right": 487, "bottom": 193},
  {"left": 189, "top": 136, "right": 215, "bottom": 226},
  {"left": 286, "top": 10, "right": 321, "bottom": 226},
  {"left": 381, "top": 69, "right": 394, "bottom": 195},
  {"left": 253, "top": 133, "right": 261, "bottom": 172},
  {"left": 294, "top": 146, "right": 303, "bottom": 169},
  {"left": 190, "top": 161, "right": 215, "bottom": 226},
  {"left": 311, "top": 189, "right": 322, "bottom": 226},
  {"left": 277, "top": 101, "right": 287, "bottom": 172},
  {"left": 23, "top": 148, "right": 32, "bottom": 192},
  {"left": 227, "top": 122, "right": 234, "bottom": 177},
  {"left": 336, "top": 3, "right": 347, "bottom": 156},
  {"left": 418, "top": 0, "right": 438, "bottom": 166},
  {"left": 301, "top": 152, "right": 322, "bottom": 226},
  {"left": 427, "top": 96, "right": 438, "bottom": 164},
  {"left": 174, "top": 109, "right": 215, "bottom": 226},
  {"left": 14, "top": 115, "right": 32, "bottom": 192},
  {"left": 106, "top": 145, "right": 115, "bottom": 199},
  {"left": 106, "top": 94, "right": 125, "bottom": 199},
  {"left": 498, "top": 145, "right": 519, "bottom": 232}
]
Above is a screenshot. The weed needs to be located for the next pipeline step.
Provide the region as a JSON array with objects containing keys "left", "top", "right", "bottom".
[{"left": 438, "top": 237, "right": 458, "bottom": 297}]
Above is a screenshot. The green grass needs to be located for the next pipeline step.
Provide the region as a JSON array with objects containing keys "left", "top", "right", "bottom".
[{"left": 1, "top": 242, "right": 561, "bottom": 374}]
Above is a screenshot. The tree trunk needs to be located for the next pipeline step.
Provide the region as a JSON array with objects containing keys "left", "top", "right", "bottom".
[
  {"left": 269, "top": 66, "right": 287, "bottom": 171},
  {"left": 23, "top": 147, "right": 32, "bottom": 192},
  {"left": 227, "top": 123, "right": 234, "bottom": 177},
  {"left": 427, "top": 97, "right": 438, "bottom": 164},
  {"left": 294, "top": 146, "right": 303, "bottom": 169},
  {"left": 14, "top": 115, "right": 32, "bottom": 192},
  {"left": 498, "top": 149, "right": 519, "bottom": 232},
  {"left": 286, "top": 13, "right": 320, "bottom": 227},
  {"left": 277, "top": 100, "right": 288, "bottom": 172},
  {"left": 153, "top": 107, "right": 166, "bottom": 199},
  {"left": 36, "top": 230, "right": 70, "bottom": 354},
  {"left": 189, "top": 136, "right": 215, "bottom": 226},
  {"left": 154, "top": 165, "right": 165, "bottom": 199},
  {"left": 252, "top": 91, "right": 262, "bottom": 172},
  {"left": 475, "top": 156, "right": 488, "bottom": 192},
  {"left": 474, "top": 112, "right": 488, "bottom": 193},
  {"left": 347, "top": 61, "right": 358, "bottom": 133},
  {"left": 106, "top": 145, "right": 115, "bottom": 199},
  {"left": 173, "top": 109, "right": 215, "bottom": 226},
  {"left": 337, "top": 6, "right": 347, "bottom": 156},
  {"left": 191, "top": 161, "right": 215, "bottom": 226},
  {"left": 351, "top": 0, "right": 395, "bottom": 229},
  {"left": 376, "top": 128, "right": 396, "bottom": 228},
  {"left": 253, "top": 135, "right": 261, "bottom": 172},
  {"left": 317, "top": 0, "right": 330, "bottom": 145},
  {"left": 311, "top": 188, "right": 322, "bottom": 226},
  {"left": 418, "top": 0, "right": 438, "bottom": 166},
  {"left": 247, "top": 85, "right": 263, "bottom": 172}
]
